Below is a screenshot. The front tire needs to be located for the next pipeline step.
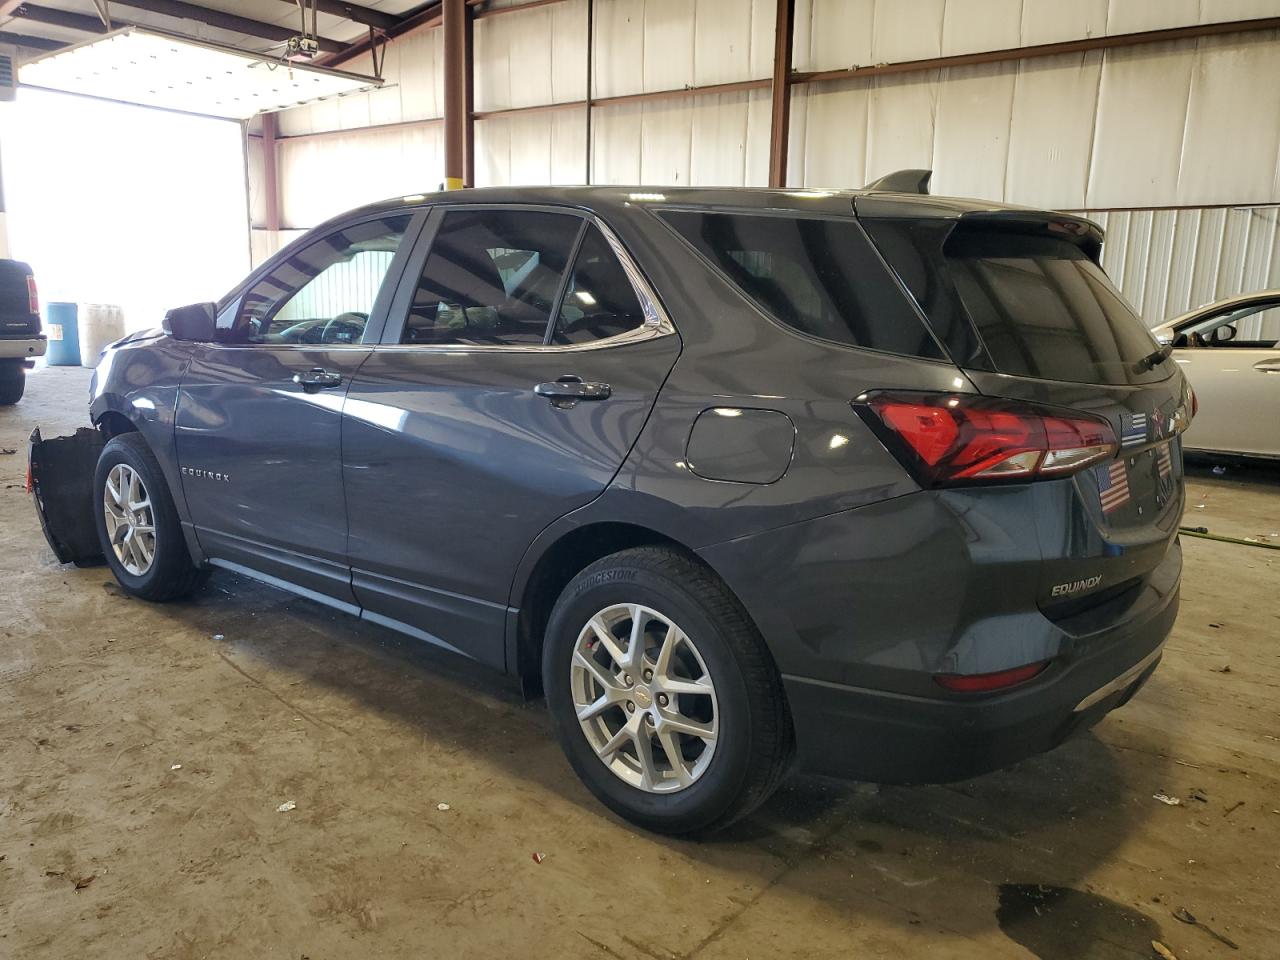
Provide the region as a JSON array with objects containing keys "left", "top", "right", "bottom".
[
  {"left": 93, "top": 433, "right": 205, "bottom": 601},
  {"left": 543, "top": 546, "right": 793, "bottom": 834},
  {"left": 0, "top": 361, "right": 24, "bottom": 405}
]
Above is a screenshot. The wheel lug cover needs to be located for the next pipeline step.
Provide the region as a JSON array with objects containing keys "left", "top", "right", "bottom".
[
  {"left": 626, "top": 701, "right": 635, "bottom": 713},
  {"left": 657, "top": 693, "right": 669, "bottom": 707}
]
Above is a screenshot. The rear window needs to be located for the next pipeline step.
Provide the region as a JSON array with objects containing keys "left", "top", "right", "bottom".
[
  {"left": 657, "top": 210, "right": 943, "bottom": 360},
  {"left": 866, "top": 221, "right": 1167, "bottom": 385}
]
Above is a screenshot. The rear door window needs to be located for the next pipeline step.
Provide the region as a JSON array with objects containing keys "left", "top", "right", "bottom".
[
  {"left": 402, "top": 209, "right": 581, "bottom": 346},
  {"left": 657, "top": 210, "right": 943, "bottom": 360},
  {"left": 551, "top": 225, "right": 647, "bottom": 345}
]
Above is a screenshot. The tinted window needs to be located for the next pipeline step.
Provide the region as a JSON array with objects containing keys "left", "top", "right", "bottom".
[
  {"left": 552, "top": 226, "right": 646, "bottom": 345},
  {"left": 658, "top": 210, "right": 943, "bottom": 359},
  {"left": 867, "top": 221, "right": 1168, "bottom": 385},
  {"left": 945, "top": 231, "right": 1162, "bottom": 384},
  {"left": 231, "top": 215, "right": 411, "bottom": 345},
  {"left": 403, "top": 209, "right": 580, "bottom": 345}
]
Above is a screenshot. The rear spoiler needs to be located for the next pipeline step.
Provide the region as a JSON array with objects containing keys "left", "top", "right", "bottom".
[
  {"left": 854, "top": 193, "right": 1104, "bottom": 261},
  {"left": 28, "top": 426, "right": 106, "bottom": 566}
]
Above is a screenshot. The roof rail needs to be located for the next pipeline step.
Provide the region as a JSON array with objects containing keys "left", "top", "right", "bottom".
[{"left": 863, "top": 169, "right": 932, "bottom": 195}]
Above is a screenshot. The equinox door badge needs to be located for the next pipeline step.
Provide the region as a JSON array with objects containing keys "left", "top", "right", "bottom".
[{"left": 181, "top": 466, "right": 231, "bottom": 483}]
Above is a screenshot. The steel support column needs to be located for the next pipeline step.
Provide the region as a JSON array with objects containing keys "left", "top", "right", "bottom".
[
  {"left": 767, "top": 0, "right": 794, "bottom": 189},
  {"left": 261, "top": 112, "right": 281, "bottom": 235},
  {"left": 442, "top": 0, "right": 470, "bottom": 190}
]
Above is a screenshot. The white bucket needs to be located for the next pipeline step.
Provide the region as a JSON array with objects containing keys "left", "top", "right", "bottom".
[{"left": 78, "top": 304, "right": 126, "bottom": 368}]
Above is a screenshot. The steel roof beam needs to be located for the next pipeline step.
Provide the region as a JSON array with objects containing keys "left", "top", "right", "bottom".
[
  {"left": 8, "top": 4, "right": 119, "bottom": 33},
  {"left": 269, "top": 0, "right": 401, "bottom": 32},
  {"left": 110, "top": 0, "right": 345, "bottom": 53},
  {"left": 0, "top": 29, "right": 66, "bottom": 50}
]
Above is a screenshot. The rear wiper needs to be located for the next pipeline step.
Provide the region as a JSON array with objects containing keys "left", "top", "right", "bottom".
[{"left": 1134, "top": 343, "right": 1174, "bottom": 372}]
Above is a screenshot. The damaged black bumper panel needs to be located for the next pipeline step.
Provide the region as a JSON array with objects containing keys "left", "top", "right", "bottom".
[{"left": 29, "top": 426, "right": 105, "bottom": 565}]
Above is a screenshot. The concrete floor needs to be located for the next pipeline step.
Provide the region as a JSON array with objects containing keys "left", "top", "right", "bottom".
[{"left": 2, "top": 365, "right": 1277, "bottom": 960}]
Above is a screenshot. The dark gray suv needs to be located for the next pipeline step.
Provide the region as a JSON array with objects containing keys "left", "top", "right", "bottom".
[{"left": 31, "top": 182, "right": 1190, "bottom": 834}]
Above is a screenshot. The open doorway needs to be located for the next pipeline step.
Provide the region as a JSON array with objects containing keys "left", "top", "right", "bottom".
[{"left": 1, "top": 88, "right": 249, "bottom": 334}]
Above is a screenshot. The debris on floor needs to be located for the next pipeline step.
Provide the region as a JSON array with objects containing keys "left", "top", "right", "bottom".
[
  {"left": 170, "top": 763, "right": 182, "bottom": 770},
  {"left": 1153, "top": 793, "right": 1182, "bottom": 806},
  {"left": 1151, "top": 940, "right": 1179, "bottom": 960},
  {"left": 436, "top": 802, "right": 450, "bottom": 811},
  {"left": 276, "top": 800, "right": 296, "bottom": 813},
  {"left": 531, "top": 851, "right": 546, "bottom": 864},
  {"left": 74, "top": 875, "right": 96, "bottom": 892},
  {"left": 1172, "top": 906, "right": 1240, "bottom": 949},
  {"left": 1211, "top": 664, "right": 1231, "bottom": 672},
  {"left": 1223, "top": 800, "right": 1245, "bottom": 818}
]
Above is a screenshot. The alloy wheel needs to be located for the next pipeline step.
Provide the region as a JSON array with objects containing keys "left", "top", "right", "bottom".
[
  {"left": 570, "top": 603, "right": 719, "bottom": 793},
  {"left": 102, "top": 463, "right": 156, "bottom": 576}
]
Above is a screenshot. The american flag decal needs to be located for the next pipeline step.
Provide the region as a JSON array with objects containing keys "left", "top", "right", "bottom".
[
  {"left": 1095, "top": 459, "right": 1131, "bottom": 513},
  {"left": 1156, "top": 443, "right": 1173, "bottom": 480},
  {"left": 1120, "top": 412, "right": 1148, "bottom": 448}
]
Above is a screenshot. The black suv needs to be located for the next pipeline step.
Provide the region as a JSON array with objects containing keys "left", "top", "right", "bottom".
[
  {"left": 32, "top": 180, "right": 1189, "bottom": 834},
  {"left": 0, "top": 258, "right": 45, "bottom": 404}
]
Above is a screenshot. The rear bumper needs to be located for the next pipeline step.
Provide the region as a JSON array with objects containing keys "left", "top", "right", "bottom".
[
  {"left": 782, "top": 584, "right": 1176, "bottom": 783},
  {"left": 697, "top": 485, "right": 1183, "bottom": 784},
  {"left": 0, "top": 335, "right": 47, "bottom": 360}
]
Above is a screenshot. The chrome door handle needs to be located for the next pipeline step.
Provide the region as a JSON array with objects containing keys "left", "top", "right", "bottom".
[
  {"left": 293, "top": 367, "right": 343, "bottom": 391},
  {"left": 1252, "top": 358, "right": 1280, "bottom": 373},
  {"left": 534, "top": 376, "right": 612, "bottom": 401}
]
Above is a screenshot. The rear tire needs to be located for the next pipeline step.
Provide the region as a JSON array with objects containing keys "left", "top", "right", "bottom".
[
  {"left": 543, "top": 546, "right": 793, "bottom": 835},
  {"left": 93, "top": 433, "right": 206, "bottom": 601},
  {"left": 0, "top": 362, "right": 24, "bottom": 405}
]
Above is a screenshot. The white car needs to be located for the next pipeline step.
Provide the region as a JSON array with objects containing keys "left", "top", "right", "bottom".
[{"left": 1152, "top": 290, "right": 1280, "bottom": 459}]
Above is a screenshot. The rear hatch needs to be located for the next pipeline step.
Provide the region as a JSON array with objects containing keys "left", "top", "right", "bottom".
[
  {"left": 0, "top": 260, "right": 41, "bottom": 337},
  {"left": 859, "top": 204, "right": 1188, "bottom": 620}
]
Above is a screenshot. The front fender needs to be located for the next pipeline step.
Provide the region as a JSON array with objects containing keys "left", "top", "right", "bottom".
[{"left": 89, "top": 337, "right": 194, "bottom": 525}]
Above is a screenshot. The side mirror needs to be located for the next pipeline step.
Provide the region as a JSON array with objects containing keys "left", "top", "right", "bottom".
[
  {"left": 1210, "top": 324, "right": 1237, "bottom": 344},
  {"left": 163, "top": 302, "right": 217, "bottom": 342}
]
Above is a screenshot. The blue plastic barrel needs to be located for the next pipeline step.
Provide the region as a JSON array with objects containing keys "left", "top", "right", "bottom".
[{"left": 44, "top": 302, "right": 81, "bottom": 366}]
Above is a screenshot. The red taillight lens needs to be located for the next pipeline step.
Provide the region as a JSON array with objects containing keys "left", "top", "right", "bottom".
[
  {"left": 855, "top": 392, "right": 1117, "bottom": 487},
  {"left": 934, "top": 661, "right": 1049, "bottom": 693},
  {"left": 26, "top": 275, "right": 39, "bottom": 316}
]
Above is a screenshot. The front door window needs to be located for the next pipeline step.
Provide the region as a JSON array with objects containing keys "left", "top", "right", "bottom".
[{"left": 227, "top": 215, "right": 412, "bottom": 345}]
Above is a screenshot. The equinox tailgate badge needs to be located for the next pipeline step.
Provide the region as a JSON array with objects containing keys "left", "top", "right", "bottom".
[{"left": 1050, "top": 575, "right": 1102, "bottom": 598}]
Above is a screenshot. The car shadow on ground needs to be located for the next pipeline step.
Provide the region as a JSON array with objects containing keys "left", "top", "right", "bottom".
[{"left": 129, "top": 566, "right": 1181, "bottom": 954}]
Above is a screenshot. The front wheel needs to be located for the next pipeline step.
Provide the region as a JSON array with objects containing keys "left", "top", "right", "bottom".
[
  {"left": 93, "top": 433, "right": 206, "bottom": 601},
  {"left": 0, "top": 361, "right": 24, "bottom": 405},
  {"left": 543, "top": 546, "right": 793, "bottom": 834}
]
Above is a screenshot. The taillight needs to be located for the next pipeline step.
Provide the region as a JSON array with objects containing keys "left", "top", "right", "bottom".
[
  {"left": 934, "top": 660, "right": 1048, "bottom": 693},
  {"left": 26, "top": 275, "right": 39, "bottom": 316},
  {"left": 853, "top": 391, "right": 1117, "bottom": 487}
]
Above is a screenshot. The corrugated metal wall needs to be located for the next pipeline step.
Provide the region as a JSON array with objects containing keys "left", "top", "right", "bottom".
[
  {"left": 252, "top": 0, "right": 1280, "bottom": 327},
  {"left": 1087, "top": 205, "right": 1280, "bottom": 325}
]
